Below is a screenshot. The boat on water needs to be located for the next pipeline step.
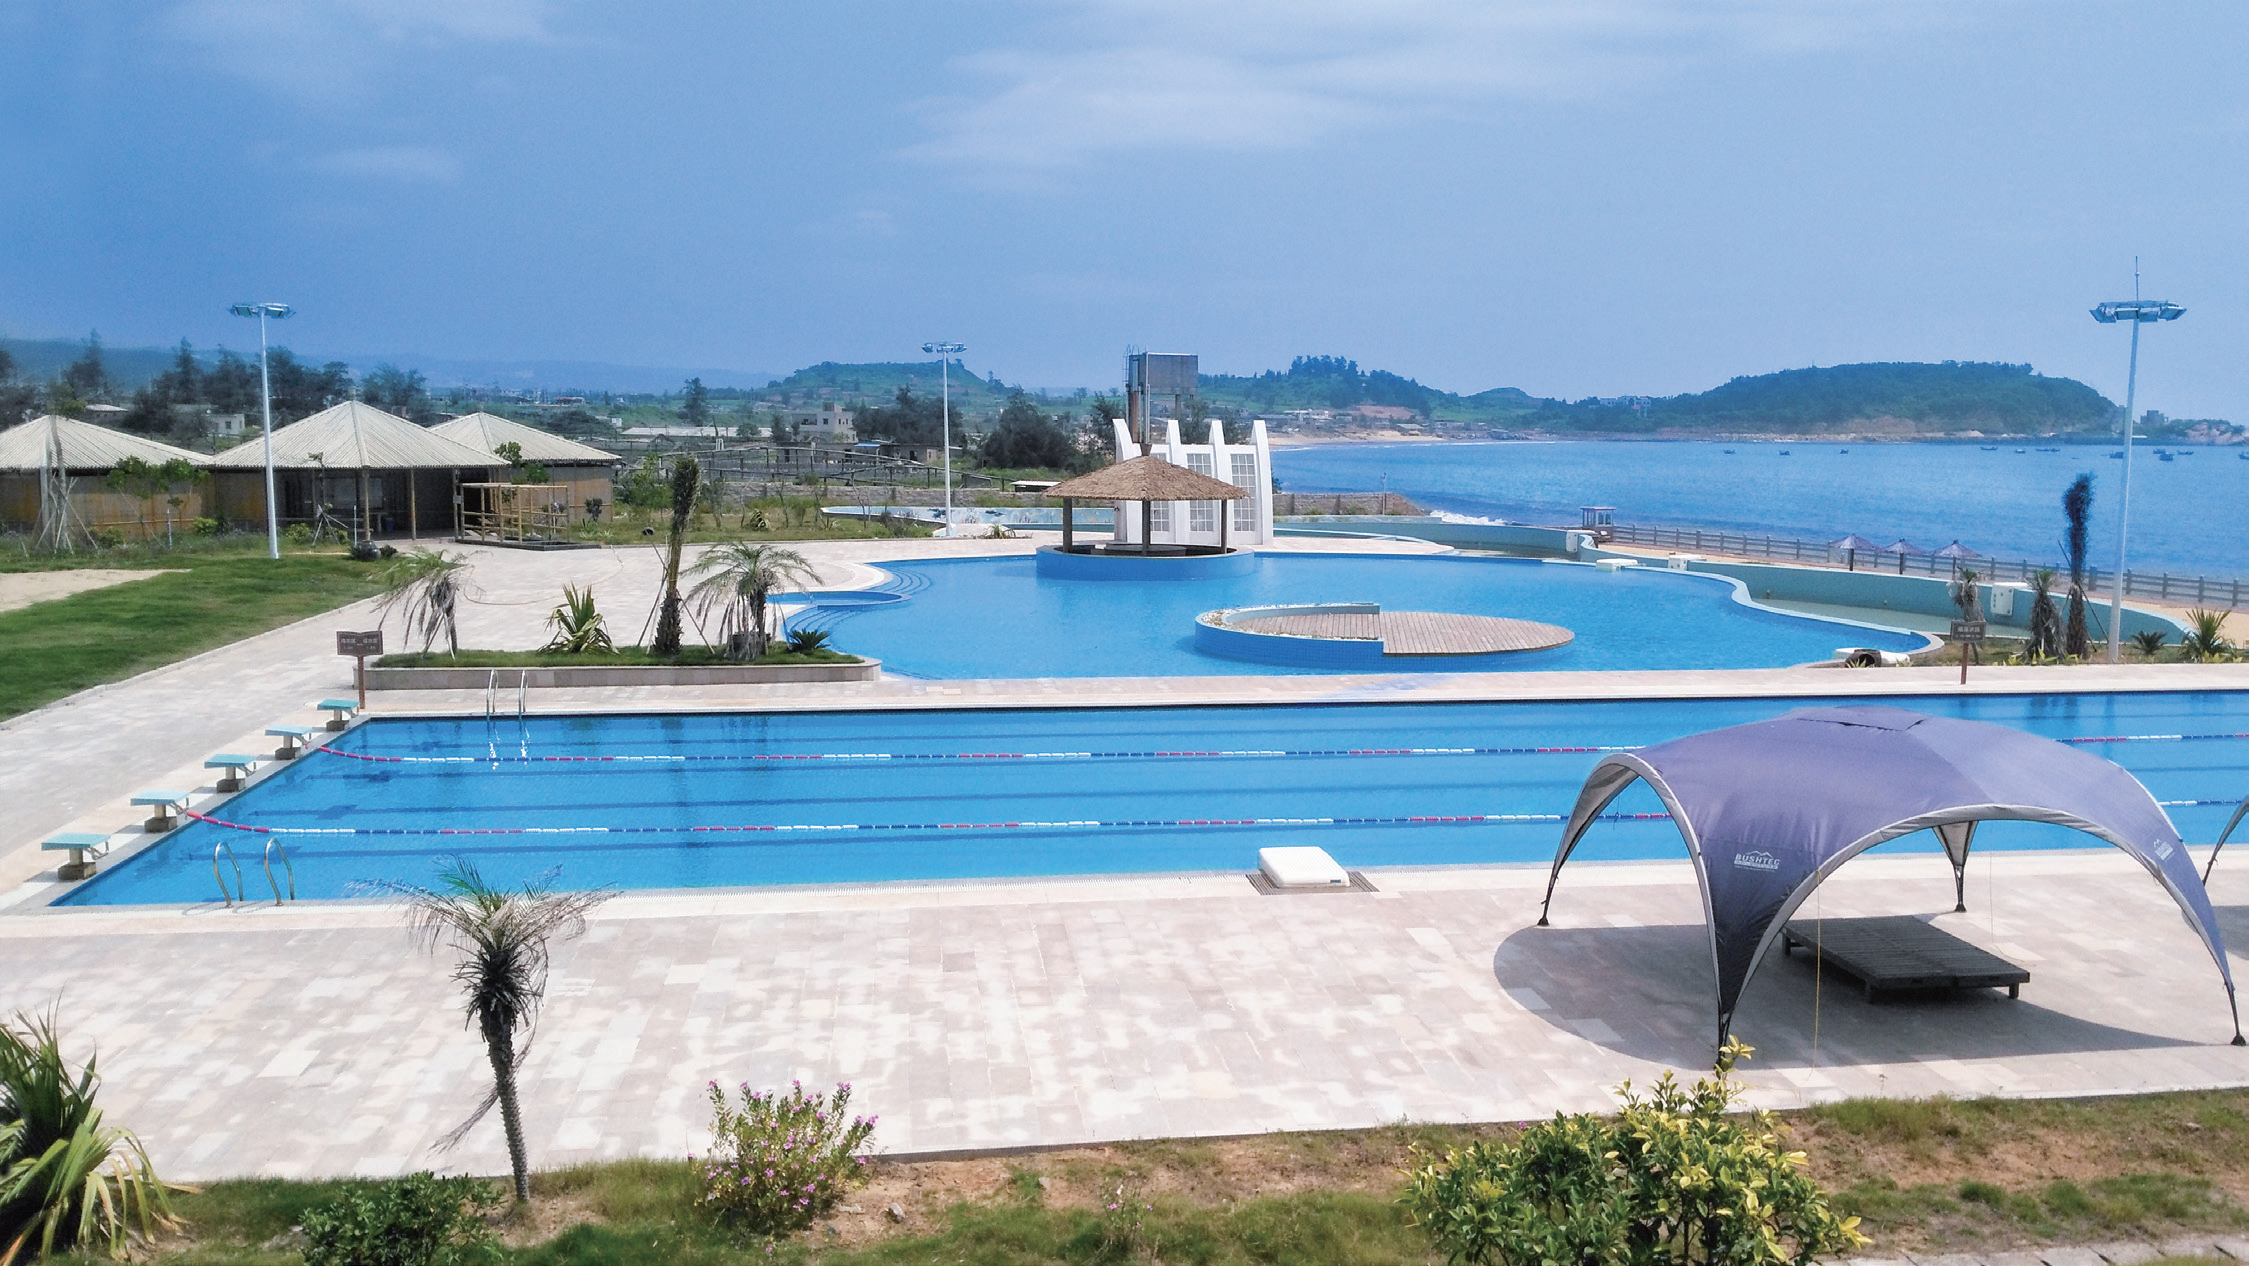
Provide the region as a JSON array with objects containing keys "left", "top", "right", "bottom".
[
  {"left": 1980, "top": 445, "right": 1999, "bottom": 451},
  {"left": 2109, "top": 451, "right": 2124, "bottom": 459},
  {"left": 1723, "top": 449, "right": 1735, "bottom": 454},
  {"left": 2160, "top": 451, "right": 2176, "bottom": 462},
  {"left": 2037, "top": 446, "right": 2060, "bottom": 452},
  {"left": 2015, "top": 448, "right": 2027, "bottom": 453},
  {"left": 1778, "top": 449, "right": 1791, "bottom": 456}
]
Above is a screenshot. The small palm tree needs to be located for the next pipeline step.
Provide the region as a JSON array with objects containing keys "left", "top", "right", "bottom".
[
  {"left": 0, "top": 1010, "right": 176, "bottom": 1265},
  {"left": 541, "top": 585, "right": 614, "bottom": 654},
  {"left": 687, "top": 542, "right": 816, "bottom": 660},
  {"left": 376, "top": 549, "right": 473, "bottom": 656},
  {"left": 2183, "top": 608, "right": 2234, "bottom": 662},
  {"left": 2062, "top": 475, "right": 2095, "bottom": 658},
  {"left": 651, "top": 458, "right": 700, "bottom": 656},
  {"left": 2025, "top": 568, "right": 2062, "bottom": 661},
  {"left": 387, "top": 861, "right": 611, "bottom": 1203},
  {"left": 2130, "top": 629, "right": 2168, "bottom": 660}
]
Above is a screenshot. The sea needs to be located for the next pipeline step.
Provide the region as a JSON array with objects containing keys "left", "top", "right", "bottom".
[{"left": 1269, "top": 440, "right": 2249, "bottom": 582}]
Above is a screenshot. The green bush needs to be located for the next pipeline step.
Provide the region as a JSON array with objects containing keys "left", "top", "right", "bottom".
[
  {"left": 283, "top": 523, "right": 314, "bottom": 545},
  {"left": 299, "top": 1171, "right": 501, "bottom": 1266},
  {"left": 191, "top": 517, "right": 221, "bottom": 537},
  {"left": 92, "top": 527, "right": 125, "bottom": 550},
  {"left": 0, "top": 1010, "right": 175, "bottom": 1263},
  {"left": 695, "top": 1079, "right": 875, "bottom": 1238},
  {"left": 1402, "top": 1041, "right": 1865, "bottom": 1266}
]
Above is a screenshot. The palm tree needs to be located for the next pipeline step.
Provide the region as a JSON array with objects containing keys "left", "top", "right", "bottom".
[
  {"left": 376, "top": 549, "right": 473, "bottom": 656},
  {"left": 387, "top": 861, "right": 611, "bottom": 1203},
  {"left": 651, "top": 457, "right": 699, "bottom": 656},
  {"left": 2026, "top": 568, "right": 2062, "bottom": 661},
  {"left": 688, "top": 542, "right": 817, "bottom": 660},
  {"left": 2183, "top": 609, "right": 2234, "bottom": 662},
  {"left": 2062, "top": 474, "right": 2095, "bottom": 659}
]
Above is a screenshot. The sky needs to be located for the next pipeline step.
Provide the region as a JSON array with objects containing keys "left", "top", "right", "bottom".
[{"left": 2, "top": 2, "right": 2245, "bottom": 414}]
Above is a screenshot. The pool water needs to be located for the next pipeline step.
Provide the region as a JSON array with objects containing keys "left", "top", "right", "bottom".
[
  {"left": 784, "top": 553, "right": 1925, "bottom": 678},
  {"left": 61, "top": 691, "right": 2249, "bottom": 906}
]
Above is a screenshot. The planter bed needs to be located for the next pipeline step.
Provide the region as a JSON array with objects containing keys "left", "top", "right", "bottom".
[{"left": 367, "top": 659, "right": 879, "bottom": 689}]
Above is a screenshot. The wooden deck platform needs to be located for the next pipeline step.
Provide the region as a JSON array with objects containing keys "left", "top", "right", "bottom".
[
  {"left": 1232, "top": 610, "right": 1573, "bottom": 656},
  {"left": 1781, "top": 915, "right": 2029, "bottom": 1001}
]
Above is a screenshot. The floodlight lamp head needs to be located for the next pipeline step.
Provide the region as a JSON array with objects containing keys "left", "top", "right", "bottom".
[
  {"left": 230, "top": 302, "right": 294, "bottom": 319},
  {"left": 2090, "top": 300, "right": 2184, "bottom": 324},
  {"left": 922, "top": 341, "right": 966, "bottom": 355}
]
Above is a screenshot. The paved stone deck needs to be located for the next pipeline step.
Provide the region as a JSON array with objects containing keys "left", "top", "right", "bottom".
[{"left": 2, "top": 537, "right": 2247, "bottom": 1182}]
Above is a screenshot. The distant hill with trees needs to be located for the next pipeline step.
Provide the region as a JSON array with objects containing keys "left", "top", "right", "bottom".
[{"left": 1519, "top": 362, "right": 2125, "bottom": 437}]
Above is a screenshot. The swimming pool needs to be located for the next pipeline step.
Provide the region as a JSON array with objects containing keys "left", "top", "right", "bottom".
[
  {"left": 60, "top": 691, "right": 2249, "bottom": 906},
  {"left": 781, "top": 553, "right": 1926, "bottom": 678}
]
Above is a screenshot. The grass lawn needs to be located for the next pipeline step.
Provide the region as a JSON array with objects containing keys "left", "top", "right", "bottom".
[
  {"left": 140, "top": 1088, "right": 2249, "bottom": 1264},
  {"left": 0, "top": 553, "right": 384, "bottom": 721}
]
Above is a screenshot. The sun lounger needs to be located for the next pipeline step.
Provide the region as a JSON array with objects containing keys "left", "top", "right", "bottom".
[
  {"left": 316, "top": 698, "right": 361, "bottom": 731},
  {"left": 42, "top": 831, "right": 111, "bottom": 881},
  {"left": 1782, "top": 915, "right": 2028, "bottom": 1001},
  {"left": 131, "top": 790, "right": 191, "bottom": 833},
  {"left": 266, "top": 725, "right": 320, "bottom": 760},
  {"left": 205, "top": 753, "right": 257, "bottom": 792}
]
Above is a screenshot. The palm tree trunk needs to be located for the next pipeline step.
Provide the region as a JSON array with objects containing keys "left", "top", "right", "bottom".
[{"left": 484, "top": 1027, "right": 531, "bottom": 1202}]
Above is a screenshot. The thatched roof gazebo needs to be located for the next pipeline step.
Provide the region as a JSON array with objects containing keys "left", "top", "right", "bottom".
[{"left": 1046, "top": 454, "right": 1249, "bottom": 555}]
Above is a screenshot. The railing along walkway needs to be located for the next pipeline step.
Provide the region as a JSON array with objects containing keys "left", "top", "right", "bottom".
[{"left": 1609, "top": 523, "right": 2249, "bottom": 612}]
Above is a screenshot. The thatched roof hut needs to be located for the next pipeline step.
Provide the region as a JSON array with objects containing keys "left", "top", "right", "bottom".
[
  {"left": 203, "top": 401, "right": 498, "bottom": 538},
  {"left": 1046, "top": 455, "right": 1248, "bottom": 554},
  {"left": 0, "top": 416, "right": 210, "bottom": 541},
  {"left": 1046, "top": 454, "right": 1247, "bottom": 504}
]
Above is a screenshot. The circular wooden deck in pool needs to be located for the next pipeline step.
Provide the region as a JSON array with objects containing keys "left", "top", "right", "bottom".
[{"left": 1231, "top": 609, "right": 1574, "bottom": 656}]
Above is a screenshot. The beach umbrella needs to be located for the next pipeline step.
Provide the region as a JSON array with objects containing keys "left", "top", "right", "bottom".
[
  {"left": 1932, "top": 540, "right": 1982, "bottom": 578},
  {"left": 1830, "top": 534, "right": 1882, "bottom": 572},
  {"left": 1881, "top": 539, "right": 1924, "bottom": 574}
]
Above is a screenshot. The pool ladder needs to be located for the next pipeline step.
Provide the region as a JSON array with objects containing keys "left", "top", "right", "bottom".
[
  {"left": 484, "top": 670, "right": 529, "bottom": 763},
  {"left": 212, "top": 838, "right": 295, "bottom": 907}
]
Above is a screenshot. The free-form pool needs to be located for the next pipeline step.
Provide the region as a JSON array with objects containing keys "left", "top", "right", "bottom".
[
  {"left": 61, "top": 691, "right": 2249, "bottom": 906},
  {"left": 781, "top": 553, "right": 1926, "bottom": 678}
]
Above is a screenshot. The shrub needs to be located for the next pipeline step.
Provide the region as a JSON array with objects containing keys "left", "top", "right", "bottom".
[
  {"left": 2130, "top": 630, "right": 2167, "bottom": 659},
  {"left": 283, "top": 523, "right": 314, "bottom": 545},
  {"left": 1402, "top": 1041, "right": 1864, "bottom": 1266},
  {"left": 542, "top": 585, "right": 616, "bottom": 654},
  {"left": 0, "top": 1010, "right": 176, "bottom": 1264},
  {"left": 2183, "top": 609, "right": 2233, "bottom": 662},
  {"left": 92, "top": 528, "right": 125, "bottom": 550},
  {"left": 695, "top": 1079, "right": 875, "bottom": 1237},
  {"left": 298, "top": 1172, "right": 501, "bottom": 1266},
  {"left": 784, "top": 627, "right": 831, "bottom": 654},
  {"left": 191, "top": 517, "right": 221, "bottom": 537}
]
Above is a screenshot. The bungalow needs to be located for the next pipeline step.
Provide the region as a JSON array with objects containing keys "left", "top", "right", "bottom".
[{"left": 203, "top": 401, "right": 497, "bottom": 539}]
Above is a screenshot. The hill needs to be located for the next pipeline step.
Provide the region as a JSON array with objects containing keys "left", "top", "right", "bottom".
[{"left": 1519, "top": 361, "right": 2123, "bottom": 437}]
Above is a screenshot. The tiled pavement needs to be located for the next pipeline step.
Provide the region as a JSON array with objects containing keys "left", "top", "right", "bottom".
[{"left": 3, "top": 538, "right": 2248, "bottom": 1182}]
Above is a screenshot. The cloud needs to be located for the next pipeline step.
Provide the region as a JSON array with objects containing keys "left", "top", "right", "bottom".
[
  {"left": 909, "top": 0, "right": 1954, "bottom": 172},
  {"left": 312, "top": 146, "right": 463, "bottom": 182},
  {"left": 162, "top": 0, "right": 556, "bottom": 101}
]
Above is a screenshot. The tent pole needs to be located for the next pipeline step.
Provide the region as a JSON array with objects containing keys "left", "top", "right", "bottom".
[
  {"left": 2231, "top": 983, "right": 2245, "bottom": 1047},
  {"left": 2205, "top": 795, "right": 2248, "bottom": 884}
]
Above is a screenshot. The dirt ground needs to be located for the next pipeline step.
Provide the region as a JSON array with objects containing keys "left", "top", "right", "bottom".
[{"left": 0, "top": 567, "right": 178, "bottom": 614}]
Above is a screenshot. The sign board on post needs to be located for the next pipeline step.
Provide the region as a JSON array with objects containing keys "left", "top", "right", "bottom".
[
  {"left": 1949, "top": 620, "right": 1985, "bottom": 685},
  {"left": 337, "top": 630, "right": 384, "bottom": 707}
]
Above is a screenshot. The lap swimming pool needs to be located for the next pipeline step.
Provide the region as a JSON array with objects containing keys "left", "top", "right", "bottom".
[
  {"left": 60, "top": 691, "right": 2249, "bottom": 906},
  {"left": 783, "top": 553, "right": 1927, "bottom": 677}
]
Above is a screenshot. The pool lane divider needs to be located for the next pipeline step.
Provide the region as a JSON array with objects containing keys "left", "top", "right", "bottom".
[
  {"left": 311, "top": 729, "right": 2249, "bottom": 770},
  {"left": 179, "top": 807, "right": 1682, "bottom": 839},
  {"left": 313, "top": 744, "right": 1640, "bottom": 767}
]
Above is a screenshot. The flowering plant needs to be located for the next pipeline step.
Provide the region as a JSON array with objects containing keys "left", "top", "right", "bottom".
[{"left": 695, "top": 1079, "right": 877, "bottom": 1236}]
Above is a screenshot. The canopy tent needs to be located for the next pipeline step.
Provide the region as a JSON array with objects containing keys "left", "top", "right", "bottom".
[
  {"left": 2202, "top": 794, "right": 2249, "bottom": 882},
  {"left": 1044, "top": 454, "right": 1248, "bottom": 554},
  {"left": 1539, "top": 705, "right": 2240, "bottom": 1049}
]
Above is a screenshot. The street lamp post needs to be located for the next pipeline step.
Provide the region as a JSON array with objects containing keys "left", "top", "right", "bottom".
[
  {"left": 230, "top": 302, "right": 295, "bottom": 559},
  {"left": 921, "top": 341, "right": 966, "bottom": 534},
  {"left": 2089, "top": 281, "right": 2185, "bottom": 663}
]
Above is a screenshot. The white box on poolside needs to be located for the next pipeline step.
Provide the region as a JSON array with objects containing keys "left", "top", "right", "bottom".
[{"left": 1259, "top": 846, "right": 1348, "bottom": 888}]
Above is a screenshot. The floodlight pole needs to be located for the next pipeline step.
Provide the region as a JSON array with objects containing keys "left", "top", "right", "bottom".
[
  {"left": 2089, "top": 272, "right": 2184, "bottom": 664},
  {"left": 231, "top": 302, "right": 294, "bottom": 559},
  {"left": 922, "top": 341, "right": 965, "bottom": 535}
]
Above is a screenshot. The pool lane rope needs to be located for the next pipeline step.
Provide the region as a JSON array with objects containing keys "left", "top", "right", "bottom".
[
  {"left": 312, "top": 728, "right": 2249, "bottom": 769},
  {"left": 181, "top": 807, "right": 1679, "bottom": 839}
]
